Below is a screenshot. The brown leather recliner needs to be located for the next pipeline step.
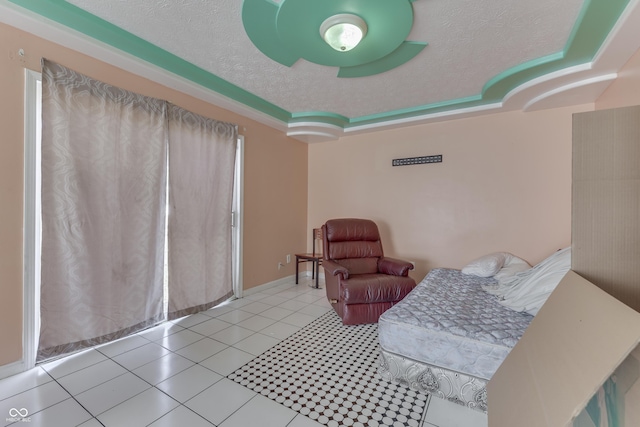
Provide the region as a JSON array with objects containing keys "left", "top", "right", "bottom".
[{"left": 322, "top": 218, "right": 417, "bottom": 325}]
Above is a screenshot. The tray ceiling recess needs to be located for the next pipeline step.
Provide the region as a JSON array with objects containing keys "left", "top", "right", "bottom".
[{"left": 3, "top": 0, "right": 640, "bottom": 142}]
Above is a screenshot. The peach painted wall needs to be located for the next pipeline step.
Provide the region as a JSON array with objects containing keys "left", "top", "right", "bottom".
[
  {"left": 0, "top": 22, "right": 307, "bottom": 368},
  {"left": 0, "top": 24, "right": 26, "bottom": 369},
  {"left": 596, "top": 46, "right": 640, "bottom": 109},
  {"left": 308, "top": 105, "right": 592, "bottom": 282}
]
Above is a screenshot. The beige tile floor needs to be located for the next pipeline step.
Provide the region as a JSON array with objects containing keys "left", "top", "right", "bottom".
[{"left": 0, "top": 276, "right": 487, "bottom": 427}]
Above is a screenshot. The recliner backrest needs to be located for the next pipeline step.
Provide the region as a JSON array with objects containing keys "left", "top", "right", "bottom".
[{"left": 323, "top": 218, "right": 383, "bottom": 275}]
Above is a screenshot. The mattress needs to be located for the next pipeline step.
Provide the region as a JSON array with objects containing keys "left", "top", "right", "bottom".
[{"left": 378, "top": 268, "right": 533, "bottom": 380}]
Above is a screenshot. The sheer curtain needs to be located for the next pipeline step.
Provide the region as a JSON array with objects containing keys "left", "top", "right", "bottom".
[
  {"left": 38, "top": 60, "right": 237, "bottom": 361},
  {"left": 38, "top": 59, "right": 168, "bottom": 361},
  {"left": 167, "top": 105, "right": 237, "bottom": 319}
]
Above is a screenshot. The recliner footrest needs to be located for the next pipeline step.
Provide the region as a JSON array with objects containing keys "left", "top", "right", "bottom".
[{"left": 341, "top": 274, "right": 416, "bottom": 305}]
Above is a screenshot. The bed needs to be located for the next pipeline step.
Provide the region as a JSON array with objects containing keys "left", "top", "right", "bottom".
[{"left": 377, "top": 248, "right": 571, "bottom": 412}]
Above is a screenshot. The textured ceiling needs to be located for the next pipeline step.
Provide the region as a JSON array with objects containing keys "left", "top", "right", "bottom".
[
  {"left": 64, "top": 0, "right": 581, "bottom": 117},
  {"left": 3, "top": 0, "right": 640, "bottom": 141}
]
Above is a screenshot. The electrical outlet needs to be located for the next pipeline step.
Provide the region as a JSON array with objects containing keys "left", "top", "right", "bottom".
[
  {"left": 278, "top": 262, "right": 284, "bottom": 270},
  {"left": 286, "top": 254, "right": 291, "bottom": 264}
]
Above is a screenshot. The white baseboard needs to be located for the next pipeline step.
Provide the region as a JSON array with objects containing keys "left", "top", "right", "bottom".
[
  {"left": 0, "top": 272, "right": 327, "bottom": 379},
  {"left": 0, "top": 360, "right": 28, "bottom": 381},
  {"left": 242, "top": 271, "right": 324, "bottom": 297},
  {"left": 241, "top": 274, "right": 296, "bottom": 297}
]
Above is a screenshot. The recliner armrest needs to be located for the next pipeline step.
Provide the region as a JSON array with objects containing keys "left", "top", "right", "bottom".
[
  {"left": 322, "top": 259, "right": 350, "bottom": 280},
  {"left": 378, "top": 257, "right": 414, "bottom": 277}
]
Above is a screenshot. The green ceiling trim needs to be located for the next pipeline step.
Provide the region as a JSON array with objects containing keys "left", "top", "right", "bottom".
[
  {"left": 8, "top": 0, "right": 633, "bottom": 132},
  {"left": 347, "top": 0, "right": 632, "bottom": 129},
  {"left": 289, "top": 94, "right": 486, "bottom": 128},
  {"left": 290, "top": 111, "right": 351, "bottom": 128},
  {"left": 241, "top": 0, "right": 299, "bottom": 67},
  {"left": 337, "top": 41, "right": 428, "bottom": 78},
  {"left": 563, "top": 0, "right": 628, "bottom": 63},
  {"left": 481, "top": 0, "right": 630, "bottom": 103},
  {"left": 9, "top": 0, "right": 292, "bottom": 122},
  {"left": 347, "top": 95, "right": 486, "bottom": 127},
  {"left": 481, "top": 52, "right": 566, "bottom": 102}
]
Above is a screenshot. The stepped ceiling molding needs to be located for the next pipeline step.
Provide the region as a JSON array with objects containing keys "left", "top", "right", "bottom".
[{"left": 2, "top": 0, "right": 640, "bottom": 142}]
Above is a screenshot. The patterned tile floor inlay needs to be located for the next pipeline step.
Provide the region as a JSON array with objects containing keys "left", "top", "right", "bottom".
[{"left": 228, "top": 310, "right": 428, "bottom": 427}]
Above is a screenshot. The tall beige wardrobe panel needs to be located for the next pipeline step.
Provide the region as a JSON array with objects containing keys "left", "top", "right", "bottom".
[{"left": 572, "top": 105, "right": 640, "bottom": 312}]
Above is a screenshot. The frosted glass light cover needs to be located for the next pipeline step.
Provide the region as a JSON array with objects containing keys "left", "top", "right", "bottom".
[{"left": 320, "top": 14, "right": 367, "bottom": 52}]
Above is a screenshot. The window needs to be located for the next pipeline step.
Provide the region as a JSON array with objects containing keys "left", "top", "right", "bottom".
[{"left": 23, "top": 72, "right": 243, "bottom": 369}]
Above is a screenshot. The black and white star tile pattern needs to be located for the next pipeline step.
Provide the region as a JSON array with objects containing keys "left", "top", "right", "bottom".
[{"left": 228, "top": 310, "right": 428, "bottom": 427}]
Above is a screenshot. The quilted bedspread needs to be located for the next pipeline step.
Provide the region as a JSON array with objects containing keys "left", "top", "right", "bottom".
[{"left": 378, "top": 268, "right": 533, "bottom": 380}]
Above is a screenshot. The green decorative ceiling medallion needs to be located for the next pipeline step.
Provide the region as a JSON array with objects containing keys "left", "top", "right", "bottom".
[{"left": 242, "top": 0, "right": 428, "bottom": 78}]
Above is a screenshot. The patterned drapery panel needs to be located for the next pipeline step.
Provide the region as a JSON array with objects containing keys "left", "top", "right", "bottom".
[
  {"left": 167, "top": 105, "right": 237, "bottom": 319},
  {"left": 39, "top": 59, "right": 168, "bottom": 361}
]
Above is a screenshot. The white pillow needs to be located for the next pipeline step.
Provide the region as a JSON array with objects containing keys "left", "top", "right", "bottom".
[
  {"left": 494, "top": 255, "right": 531, "bottom": 282},
  {"left": 461, "top": 252, "right": 508, "bottom": 277},
  {"left": 484, "top": 247, "right": 571, "bottom": 316}
]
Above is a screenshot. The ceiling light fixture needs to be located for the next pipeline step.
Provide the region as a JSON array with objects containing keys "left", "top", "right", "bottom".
[
  {"left": 242, "top": 0, "right": 426, "bottom": 77},
  {"left": 319, "top": 14, "right": 368, "bottom": 52}
]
